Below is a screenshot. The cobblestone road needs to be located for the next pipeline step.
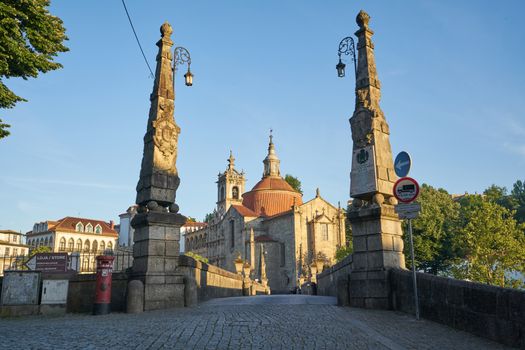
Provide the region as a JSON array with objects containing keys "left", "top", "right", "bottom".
[{"left": 0, "top": 295, "right": 510, "bottom": 349}]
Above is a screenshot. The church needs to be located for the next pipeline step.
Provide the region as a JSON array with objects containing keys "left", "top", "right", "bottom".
[{"left": 185, "top": 134, "right": 346, "bottom": 293}]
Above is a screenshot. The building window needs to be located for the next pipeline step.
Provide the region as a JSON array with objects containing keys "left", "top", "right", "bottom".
[
  {"left": 12, "top": 235, "right": 17, "bottom": 243},
  {"left": 59, "top": 237, "right": 66, "bottom": 251},
  {"left": 84, "top": 240, "right": 90, "bottom": 252},
  {"left": 86, "top": 223, "right": 93, "bottom": 233},
  {"left": 76, "top": 239, "right": 82, "bottom": 252},
  {"left": 13, "top": 248, "right": 18, "bottom": 256},
  {"left": 44, "top": 237, "right": 49, "bottom": 246},
  {"left": 220, "top": 186, "right": 225, "bottom": 201},
  {"left": 322, "top": 224, "right": 329, "bottom": 241},
  {"left": 232, "top": 186, "right": 239, "bottom": 200},
  {"left": 92, "top": 240, "right": 98, "bottom": 253},
  {"left": 107, "top": 241, "right": 113, "bottom": 251},
  {"left": 100, "top": 241, "right": 105, "bottom": 253},
  {"left": 68, "top": 238, "right": 74, "bottom": 252},
  {"left": 76, "top": 222, "right": 84, "bottom": 232},
  {"left": 5, "top": 247, "right": 10, "bottom": 256},
  {"left": 95, "top": 225, "right": 102, "bottom": 234},
  {"left": 280, "top": 242, "right": 285, "bottom": 267},
  {"left": 230, "top": 220, "right": 235, "bottom": 248}
]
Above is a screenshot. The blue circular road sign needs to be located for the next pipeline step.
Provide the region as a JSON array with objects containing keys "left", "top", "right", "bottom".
[{"left": 394, "top": 151, "right": 411, "bottom": 178}]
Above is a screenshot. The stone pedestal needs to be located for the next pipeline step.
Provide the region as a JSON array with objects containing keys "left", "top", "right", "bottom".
[
  {"left": 348, "top": 203, "right": 404, "bottom": 309},
  {"left": 131, "top": 211, "right": 186, "bottom": 311}
]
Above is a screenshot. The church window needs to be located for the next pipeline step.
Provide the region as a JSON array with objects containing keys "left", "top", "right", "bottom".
[
  {"left": 59, "top": 237, "right": 66, "bottom": 251},
  {"left": 230, "top": 220, "right": 235, "bottom": 248},
  {"left": 232, "top": 186, "right": 239, "bottom": 200},
  {"left": 220, "top": 186, "right": 225, "bottom": 201},
  {"left": 280, "top": 243, "right": 285, "bottom": 267},
  {"left": 76, "top": 222, "right": 84, "bottom": 232},
  {"left": 322, "top": 224, "right": 329, "bottom": 241}
]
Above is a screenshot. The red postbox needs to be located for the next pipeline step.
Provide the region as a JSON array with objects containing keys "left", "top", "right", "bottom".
[{"left": 93, "top": 255, "right": 115, "bottom": 315}]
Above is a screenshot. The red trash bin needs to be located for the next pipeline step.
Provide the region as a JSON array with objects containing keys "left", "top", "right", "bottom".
[{"left": 93, "top": 255, "right": 115, "bottom": 315}]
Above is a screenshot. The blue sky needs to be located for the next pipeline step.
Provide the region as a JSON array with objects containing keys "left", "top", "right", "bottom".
[{"left": 1, "top": 0, "right": 524, "bottom": 232}]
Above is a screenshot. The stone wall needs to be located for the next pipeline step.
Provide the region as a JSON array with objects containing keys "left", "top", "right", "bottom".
[
  {"left": 178, "top": 255, "right": 244, "bottom": 302},
  {"left": 67, "top": 272, "right": 129, "bottom": 313},
  {"left": 390, "top": 269, "right": 525, "bottom": 348},
  {"left": 317, "top": 254, "right": 353, "bottom": 298}
]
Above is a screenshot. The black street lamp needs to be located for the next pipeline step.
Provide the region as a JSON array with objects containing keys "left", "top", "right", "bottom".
[
  {"left": 173, "top": 46, "right": 193, "bottom": 87},
  {"left": 336, "top": 36, "right": 357, "bottom": 78}
]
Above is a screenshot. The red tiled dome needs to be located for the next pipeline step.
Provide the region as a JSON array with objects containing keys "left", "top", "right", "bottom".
[{"left": 242, "top": 176, "right": 302, "bottom": 217}]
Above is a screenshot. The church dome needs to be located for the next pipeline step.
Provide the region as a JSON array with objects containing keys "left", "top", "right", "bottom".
[{"left": 242, "top": 134, "right": 303, "bottom": 217}]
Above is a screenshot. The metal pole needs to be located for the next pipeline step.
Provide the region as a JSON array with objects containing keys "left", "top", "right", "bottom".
[{"left": 408, "top": 219, "right": 420, "bottom": 320}]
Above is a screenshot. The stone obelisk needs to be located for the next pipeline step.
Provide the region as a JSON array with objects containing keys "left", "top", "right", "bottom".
[
  {"left": 131, "top": 22, "right": 186, "bottom": 311},
  {"left": 347, "top": 11, "right": 405, "bottom": 309}
]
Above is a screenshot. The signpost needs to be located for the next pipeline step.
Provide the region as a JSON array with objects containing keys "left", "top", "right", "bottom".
[
  {"left": 394, "top": 151, "right": 411, "bottom": 178},
  {"left": 24, "top": 253, "right": 68, "bottom": 273},
  {"left": 393, "top": 175, "right": 421, "bottom": 320}
]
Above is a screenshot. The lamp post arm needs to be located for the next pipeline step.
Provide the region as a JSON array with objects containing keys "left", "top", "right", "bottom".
[{"left": 338, "top": 36, "right": 357, "bottom": 77}]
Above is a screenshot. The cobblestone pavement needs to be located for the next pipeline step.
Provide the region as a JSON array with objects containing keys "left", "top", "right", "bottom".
[{"left": 0, "top": 295, "right": 510, "bottom": 349}]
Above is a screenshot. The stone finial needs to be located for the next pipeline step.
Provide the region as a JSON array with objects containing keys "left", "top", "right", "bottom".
[
  {"left": 356, "top": 10, "right": 370, "bottom": 28},
  {"left": 160, "top": 21, "right": 173, "bottom": 38},
  {"left": 228, "top": 150, "right": 235, "bottom": 170},
  {"left": 316, "top": 188, "right": 320, "bottom": 198}
]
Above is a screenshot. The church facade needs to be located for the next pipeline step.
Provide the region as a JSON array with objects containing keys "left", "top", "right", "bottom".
[{"left": 185, "top": 135, "right": 346, "bottom": 293}]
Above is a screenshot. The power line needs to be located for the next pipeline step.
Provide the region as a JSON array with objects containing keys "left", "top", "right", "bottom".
[{"left": 121, "top": 0, "right": 155, "bottom": 78}]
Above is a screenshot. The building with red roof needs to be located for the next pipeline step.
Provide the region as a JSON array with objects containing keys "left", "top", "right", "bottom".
[{"left": 185, "top": 133, "right": 346, "bottom": 293}]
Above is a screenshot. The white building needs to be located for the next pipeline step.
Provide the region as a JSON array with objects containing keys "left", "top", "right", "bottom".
[
  {"left": 180, "top": 222, "right": 207, "bottom": 253},
  {"left": 118, "top": 206, "right": 137, "bottom": 247},
  {"left": 27, "top": 217, "right": 118, "bottom": 254}
]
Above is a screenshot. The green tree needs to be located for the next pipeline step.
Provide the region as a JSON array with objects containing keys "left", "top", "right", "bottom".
[
  {"left": 405, "top": 184, "right": 460, "bottom": 275},
  {"left": 284, "top": 174, "right": 302, "bottom": 194},
  {"left": 511, "top": 180, "right": 525, "bottom": 224},
  {"left": 335, "top": 245, "right": 353, "bottom": 263},
  {"left": 28, "top": 245, "right": 51, "bottom": 256},
  {"left": 0, "top": 0, "right": 69, "bottom": 138},
  {"left": 185, "top": 251, "right": 209, "bottom": 264},
  {"left": 483, "top": 184, "right": 518, "bottom": 212},
  {"left": 203, "top": 212, "right": 214, "bottom": 223},
  {"left": 451, "top": 196, "right": 525, "bottom": 288}
]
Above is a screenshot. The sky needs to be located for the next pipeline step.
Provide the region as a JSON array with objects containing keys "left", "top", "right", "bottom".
[{"left": 1, "top": 0, "right": 524, "bottom": 233}]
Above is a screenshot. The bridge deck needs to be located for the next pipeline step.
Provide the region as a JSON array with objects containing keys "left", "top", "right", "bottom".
[{"left": 0, "top": 295, "right": 510, "bottom": 349}]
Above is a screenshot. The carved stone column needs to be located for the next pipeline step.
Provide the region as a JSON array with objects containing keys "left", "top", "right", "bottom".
[
  {"left": 130, "top": 22, "right": 186, "bottom": 311},
  {"left": 347, "top": 11, "right": 405, "bottom": 309}
]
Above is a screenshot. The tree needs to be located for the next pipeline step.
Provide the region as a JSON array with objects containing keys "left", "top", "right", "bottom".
[
  {"left": 335, "top": 245, "right": 353, "bottom": 263},
  {"left": 511, "top": 180, "right": 525, "bottom": 224},
  {"left": 284, "top": 174, "right": 302, "bottom": 194},
  {"left": 28, "top": 245, "right": 52, "bottom": 256},
  {"left": 0, "top": 0, "right": 69, "bottom": 138},
  {"left": 184, "top": 251, "right": 209, "bottom": 264},
  {"left": 405, "top": 184, "right": 460, "bottom": 275},
  {"left": 451, "top": 196, "right": 525, "bottom": 288},
  {"left": 484, "top": 184, "right": 518, "bottom": 213},
  {"left": 203, "top": 212, "right": 214, "bottom": 223}
]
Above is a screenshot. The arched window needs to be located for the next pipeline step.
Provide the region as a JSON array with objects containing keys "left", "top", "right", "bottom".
[
  {"left": 84, "top": 239, "right": 90, "bottom": 252},
  {"left": 92, "top": 240, "right": 98, "bottom": 253},
  {"left": 230, "top": 220, "right": 235, "bottom": 248},
  {"left": 76, "top": 222, "right": 84, "bottom": 232},
  {"left": 76, "top": 239, "right": 82, "bottom": 251},
  {"left": 95, "top": 224, "right": 102, "bottom": 234},
  {"left": 232, "top": 186, "right": 239, "bottom": 200},
  {"left": 100, "top": 241, "right": 105, "bottom": 253},
  {"left": 59, "top": 237, "right": 66, "bottom": 251},
  {"left": 322, "top": 224, "right": 329, "bottom": 241},
  {"left": 86, "top": 223, "right": 93, "bottom": 233},
  {"left": 107, "top": 241, "right": 113, "bottom": 251},
  {"left": 44, "top": 237, "right": 49, "bottom": 246},
  {"left": 49, "top": 236, "right": 53, "bottom": 245},
  {"left": 68, "top": 238, "right": 74, "bottom": 252},
  {"left": 220, "top": 186, "right": 225, "bottom": 201}
]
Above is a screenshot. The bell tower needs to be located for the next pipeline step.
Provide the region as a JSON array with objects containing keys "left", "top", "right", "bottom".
[{"left": 217, "top": 151, "right": 246, "bottom": 215}]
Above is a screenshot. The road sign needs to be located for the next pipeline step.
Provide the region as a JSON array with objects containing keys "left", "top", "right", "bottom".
[
  {"left": 393, "top": 177, "right": 420, "bottom": 203},
  {"left": 395, "top": 202, "right": 421, "bottom": 219},
  {"left": 24, "top": 253, "right": 68, "bottom": 273},
  {"left": 394, "top": 151, "right": 411, "bottom": 178}
]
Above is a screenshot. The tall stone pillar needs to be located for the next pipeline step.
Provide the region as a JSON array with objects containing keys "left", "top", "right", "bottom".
[
  {"left": 347, "top": 11, "right": 405, "bottom": 309},
  {"left": 130, "top": 22, "right": 186, "bottom": 311}
]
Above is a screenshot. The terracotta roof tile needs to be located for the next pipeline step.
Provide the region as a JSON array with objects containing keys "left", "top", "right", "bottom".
[
  {"left": 231, "top": 205, "right": 258, "bottom": 217},
  {"left": 182, "top": 222, "right": 207, "bottom": 228},
  {"left": 38, "top": 217, "right": 118, "bottom": 236}
]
